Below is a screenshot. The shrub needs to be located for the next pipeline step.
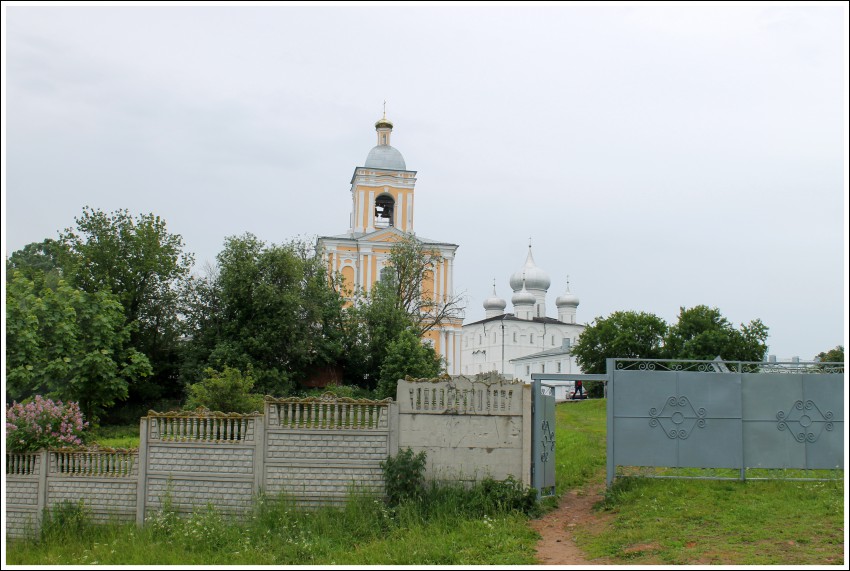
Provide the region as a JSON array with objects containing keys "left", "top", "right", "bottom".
[
  {"left": 185, "top": 366, "right": 264, "bottom": 413},
  {"left": 41, "top": 500, "right": 93, "bottom": 541},
  {"left": 470, "top": 476, "right": 539, "bottom": 517},
  {"left": 380, "top": 447, "right": 427, "bottom": 507},
  {"left": 5, "top": 396, "right": 88, "bottom": 452}
]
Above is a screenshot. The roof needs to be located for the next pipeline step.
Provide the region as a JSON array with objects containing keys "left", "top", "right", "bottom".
[
  {"left": 317, "top": 227, "right": 458, "bottom": 248},
  {"left": 463, "top": 313, "right": 579, "bottom": 327},
  {"left": 510, "top": 346, "right": 574, "bottom": 362}
]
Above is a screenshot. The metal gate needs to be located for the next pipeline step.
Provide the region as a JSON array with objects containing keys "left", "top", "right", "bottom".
[
  {"left": 606, "top": 358, "right": 845, "bottom": 485},
  {"left": 531, "top": 378, "right": 556, "bottom": 497}
]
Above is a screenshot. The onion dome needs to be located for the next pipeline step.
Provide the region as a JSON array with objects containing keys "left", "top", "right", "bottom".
[
  {"left": 375, "top": 116, "right": 394, "bottom": 130},
  {"left": 365, "top": 111, "right": 406, "bottom": 170},
  {"left": 511, "top": 277, "right": 536, "bottom": 306},
  {"left": 556, "top": 278, "right": 580, "bottom": 307},
  {"left": 509, "top": 245, "right": 551, "bottom": 292},
  {"left": 483, "top": 281, "right": 507, "bottom": 312}
]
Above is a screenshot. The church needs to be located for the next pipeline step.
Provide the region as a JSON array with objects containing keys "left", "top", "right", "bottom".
[
  {"left": 316, "top": 113, "right": 463, "bottom": 374},
  {"left": 461, "top": 246, "right": 585, "bottom": 380}
]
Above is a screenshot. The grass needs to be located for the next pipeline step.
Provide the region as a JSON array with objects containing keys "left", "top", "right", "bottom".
[
  {"left": 556, "top": 399, "right": 845, "bottom": 566},
  {"left": 86, "top": 424, "right": 140, "bottom": 449},
  {"left": 6, "top": 398, "right": 845, "bottom": 565},
  {"left": 6, "top": 477, "right": 539, "bottom": 565}
]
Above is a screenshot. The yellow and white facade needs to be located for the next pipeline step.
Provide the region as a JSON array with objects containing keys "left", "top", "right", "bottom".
[{"left": 317, "top": 115, "right": 462, "bottom": 374}]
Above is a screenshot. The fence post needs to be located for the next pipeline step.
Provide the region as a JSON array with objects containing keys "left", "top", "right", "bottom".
[
  {"left": 254, "top": 412, "right": 266, "bottom": 496},
  {"left": 522, "top": 383, "right": 532, "bottom": 487},
  {"left": 387, "top": 401, "right": 399, "bottom": 457},
  {"left": 37, "top": 450, "right": 49, "bottom": 529},
  {"left": 136, "top": 417, "right": 148, "bottom": 526},
  {"left": 606, "top": 358, "right": 615, "bottom": 487}
]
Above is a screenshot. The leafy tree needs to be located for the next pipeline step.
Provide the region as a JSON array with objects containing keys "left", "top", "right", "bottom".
[
  {"left": 815, "top": 345, "right": 844, "bottom": 364},
  {"left": 182, "top": 234, "right": 347, "bottom": 396},
  {"left": 375, "top": 329, "right": 444, "bottom": 399},
  {"left": 57, "top": 207, "right": 194, "bottom": 405},
  {"left": 340, "top": 235, "right": 465, "bottom": 389},
  {"left": 378, "top": 234, "right": 465, "bottom": 337},
  {"left": 572, "top": 310, "right": 668, "bottom": 374},
  {"left": 6, "top": 239, "right": 71, "bottom": 287},
  {"left": 185, "top": 366, "right": 264, "bottom": 414},
  {"left": 5, "top": 270, "right": 152, "bottom": 422},
  {"left": 663, "top": 305, "right": 769, "bottom": 362}
]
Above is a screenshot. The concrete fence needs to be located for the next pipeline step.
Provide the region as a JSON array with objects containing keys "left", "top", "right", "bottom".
[{"left": 5, "top": 374, "right": 531, "bottom": 539}]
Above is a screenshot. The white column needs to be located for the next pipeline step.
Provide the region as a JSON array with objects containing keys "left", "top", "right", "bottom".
[{"left": 366, "top": 191, "right": 375, "bottom": 233}]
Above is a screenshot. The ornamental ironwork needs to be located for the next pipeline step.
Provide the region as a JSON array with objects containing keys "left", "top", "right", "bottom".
[
  {"left": 777, "top": 400, "right": 835, "bottom": 443},
  {"left": 539, "top": 419, "right": 555, "bottom": 463},
  {"left": 649, "top": 396, "right": 707, "bottom": 439}
]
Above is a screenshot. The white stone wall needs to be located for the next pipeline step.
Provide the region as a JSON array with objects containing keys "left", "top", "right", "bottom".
[
  {"left": 5, "top": 478, "right": 40, "bottom": 539},
  {"left": 396, "top": 375, "right": 532, "bottom": 486},
  {"left": 146, "top": 477, "right": 255, "bottom": 515},
  {"left": 47, "top": 479, "right": 138, "bottom": 524}
]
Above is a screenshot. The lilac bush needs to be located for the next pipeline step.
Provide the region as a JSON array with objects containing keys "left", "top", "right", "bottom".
[{"left": 5, "top": 396, "right": 88, "bottom": 452}]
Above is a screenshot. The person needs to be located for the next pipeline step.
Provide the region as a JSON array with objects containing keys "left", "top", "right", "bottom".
[{"left": 574, "top": 379, "right": 583, "bottom": 398}]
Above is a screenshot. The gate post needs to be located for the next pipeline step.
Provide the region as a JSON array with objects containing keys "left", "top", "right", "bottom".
[
  {"left": 606, "top": 358, "right": 615, "bottom": 487},
  {"left": 531, "top": 378, "right": 556, "bottom": 498}
]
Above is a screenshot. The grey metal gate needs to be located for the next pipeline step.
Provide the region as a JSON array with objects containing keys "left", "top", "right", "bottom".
[
  {"left": 606, "top": 358, "right": 845, "bottom": 485},
  {"left": 531, "top": 378, "right": 556, "bottom": 497}
]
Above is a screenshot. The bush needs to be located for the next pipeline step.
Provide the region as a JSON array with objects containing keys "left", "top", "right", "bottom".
[
  {"left": 185, "top": 366, "right": 264, "bottom": 413},
  {"left": 41, "top": 500, "right": 93, "bottom": 541},
  {"left": 381, "top": 447, "right": 427, "bottom": 507},
  {"left": 470, "top": 476, "right": 539, "bottom": 517},
  {"left": 5, "top": 396, "right": 88, "bottom": 452}
]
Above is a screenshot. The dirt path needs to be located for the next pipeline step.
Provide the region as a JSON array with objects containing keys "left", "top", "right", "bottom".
[{"left": 529, "top": 481, "right": 611, "bottom": 565}]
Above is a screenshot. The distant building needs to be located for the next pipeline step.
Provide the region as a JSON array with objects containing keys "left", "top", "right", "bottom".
[
  {"left": 316, "top": 114, "right": 462, "bottom": 374},
  {"left": 461, "top": 245, "right": 585, "bottom": 380}
]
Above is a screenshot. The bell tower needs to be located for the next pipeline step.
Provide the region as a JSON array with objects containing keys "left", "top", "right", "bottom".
[{"left": 350, "top": 111, "right": 417, "bottom": 234}]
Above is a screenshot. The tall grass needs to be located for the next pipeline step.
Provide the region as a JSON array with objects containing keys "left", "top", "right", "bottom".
[{"left": 6, "top": 479, "right": 539, "bottom": 565}]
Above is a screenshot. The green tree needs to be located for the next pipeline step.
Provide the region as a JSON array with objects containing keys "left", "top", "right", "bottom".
[
  {"left": 185, "top": 366, "right": 264, "bottom": 413},
  {"left": 378, "top": 234, "right": 465, "bottom": 337},
  {"left": 572, "top": 310, "right": 668, "bottom": 374},
  {"left": 663, "top": 305, "right": 768, "bottom": 362},
  {"left": 182, "top": 234, "right": 347, "bottom": 396},
  {"left": 815, "top": 345, "right": 844, "bottom": 364},
  {"left": 5, "top": 270, "right": 152, "bottom": 422},
  {"left": 339, "top": 235, "right": 465, "bottom": 389},
  {"left": 6, "top": 239, "right": 72, "bottom": 287},
  {"left": 375, "top": 329, "right": 444, "bottom": 399},
  {"left": 58, "top": 207, "right": 194, "bottom": 406}
]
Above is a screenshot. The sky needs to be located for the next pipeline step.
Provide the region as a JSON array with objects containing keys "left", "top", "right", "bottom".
[{"left": 3, "top": 1, "right": 848, "bottom": 362}]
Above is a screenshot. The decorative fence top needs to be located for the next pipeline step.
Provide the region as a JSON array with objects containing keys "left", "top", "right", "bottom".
[
  {"left": 265, "top": 393, "right": 392, "bottom": 430},
  {"left": 6, "top": 452, "right": 41, "bottom": 476},
  {"left": 398, "top": 375, "right": 524, "bottom": 415},
  {"left": 612, "top": 358, "right": 844, "bottom": 374},
  {"left": 147, "top": 411, "right": 259, "bottom": 443},
  {"left": 50, "top": 448, "right": 138, "bottom": 477}
]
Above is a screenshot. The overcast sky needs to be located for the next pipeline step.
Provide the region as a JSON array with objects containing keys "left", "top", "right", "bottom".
[{"left": 3, "top": 2, "right": 848, "bottom": 362}]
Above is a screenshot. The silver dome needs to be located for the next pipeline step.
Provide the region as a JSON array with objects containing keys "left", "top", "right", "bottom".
[
  {"left": 509, "top": 247, "right": 551, "bottom": 292},
  {"left": 556, "top": 291, "right": 580, "bottom": 307},
  {"left": 483, "top": 283, "right": 507, "bottom": 311},
  {"left": 364, "top": 145, "right": 406, "bottom": 170},
  {"left": 511, "top": 281, "right": 536, "bottom": 306}
]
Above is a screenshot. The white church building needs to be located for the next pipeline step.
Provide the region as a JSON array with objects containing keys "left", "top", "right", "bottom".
[{"left": 461, "top": 246, "right": 585, "bottom": 381}]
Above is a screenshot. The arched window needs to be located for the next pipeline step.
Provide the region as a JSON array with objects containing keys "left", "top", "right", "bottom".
[{"left": 375, "top": 194, "right": 395, "bottom": 228}]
